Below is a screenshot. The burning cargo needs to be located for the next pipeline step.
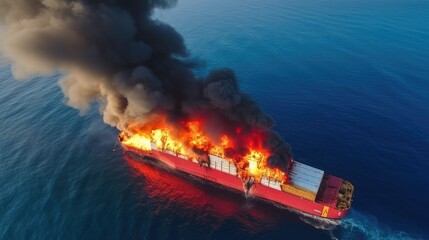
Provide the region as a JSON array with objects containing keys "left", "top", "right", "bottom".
[{"left": 118, "top": 117, "right": 354, "bottom": 219}]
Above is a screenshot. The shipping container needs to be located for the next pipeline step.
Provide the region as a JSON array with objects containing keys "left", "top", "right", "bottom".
[
  {"left": 268, "top": 179, "right": 282, "bottom": 190},
  {"left": 150, "top": 142, "right": 157, "bottom": 150},
  {"left": 121, "top": 134, "right": 354, "bottom": 219},
  {"left": 208, "top": 154, "right": 237, "bottom": 176},
  {"left": 261, "top": 176, "right": 269, "bottom": 186},
  {"left": 210, "top": 159, "right": 216, "bottom": 168},
  {"left": 289, "top": 161, "right": 324, "bottom": 194},
  {"left": 221, "top": 161, "right": 230, "bottom": 173},
  {"left": 215, "top": 159, "right": 222, "bottom": 171},
  {"left": 165, "top": 150, "right": 175, "bottom": 156},
  {"left": 229, "top": 165, "right": 237, "bottom": 176},
  {"left": 281, "top": 184, "right": 317, "bottom": 201}
]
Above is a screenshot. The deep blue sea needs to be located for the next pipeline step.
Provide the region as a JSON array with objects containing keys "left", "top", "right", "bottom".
[{"left": 1, "top": 0, "right": 428, "bottom": 239}]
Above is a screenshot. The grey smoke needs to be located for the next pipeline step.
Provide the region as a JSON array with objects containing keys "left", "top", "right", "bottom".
[{"left": 0, "top": 0, "right": 292, "bottom": 169}]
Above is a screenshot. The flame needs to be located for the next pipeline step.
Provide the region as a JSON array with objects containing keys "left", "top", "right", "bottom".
[
  {"left": 119, "top": 132, "right": 151, "bottom": 151},
  {"left": 245, "top": 150, "right": 265, "bottom": 176},
  {"left": 209, "top": 135, "right": 231, "bottom": 158},
  {"left": 151, "top": 129, "right": 185, "bottom": 154},
  {"left": 187, "top": 121, "right": 211, "bottom": 151},
  {"left": 119, "top": 116, "right": 286, "bottom": 182}
]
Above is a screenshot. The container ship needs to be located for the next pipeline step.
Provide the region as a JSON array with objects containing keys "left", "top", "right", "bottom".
[{"left": 118, "top": 129, "right": 354, "bottom": 219}]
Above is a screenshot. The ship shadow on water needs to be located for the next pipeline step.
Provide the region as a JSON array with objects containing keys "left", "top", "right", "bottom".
[{"left": 122, "top": 152, "right": 341, "bottom": 238}]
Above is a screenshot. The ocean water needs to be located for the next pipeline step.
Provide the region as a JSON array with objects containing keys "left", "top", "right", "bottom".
[{"left": 1, "top": 0, "right": 428, "bottom": 239}]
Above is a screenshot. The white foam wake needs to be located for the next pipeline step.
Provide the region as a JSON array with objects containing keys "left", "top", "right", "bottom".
[
  {"left": 336, "top": 210, "right": 422, "bottom": 240},
  {"left": 296, "top": 210, "right": 342, "bottom": 231},
  {"left": 283, "top": 208, "right": 424, "bottom": 240}
]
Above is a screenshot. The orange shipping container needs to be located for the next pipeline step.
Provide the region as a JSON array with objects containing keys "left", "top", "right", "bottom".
[{"left": 281, "top": 184, "right": 317, "bottom": 201}]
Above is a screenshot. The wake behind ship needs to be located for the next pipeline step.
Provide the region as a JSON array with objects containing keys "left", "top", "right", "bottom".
[{"left": 119, "top": 131, "right": 354, "bottom": 219}]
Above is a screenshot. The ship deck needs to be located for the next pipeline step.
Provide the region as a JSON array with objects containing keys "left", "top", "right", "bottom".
[{"left": 121, "top": 141, "right": 352, "bottom": 219}]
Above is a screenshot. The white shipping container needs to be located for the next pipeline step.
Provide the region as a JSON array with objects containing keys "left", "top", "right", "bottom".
[
  {"left": 221, "top": 162, "right": 229, "bottom": 173},
  {"left": 210, "top": 159, "right": 216, "bottom": 168},
  {"left": 215, "top": 159, "right": 222, "bottom": 171},
  {"left": 261, "top": 176, "right": 269, "bottom": 186},
  {"left": 210, "top": 155, "right": 227, "bottom": 171},
  {"left": 230, "top": 164, "right": 237, "bottom": 172},
  {"left": 289, "top": 161, "right": 324, "bottom": 194},
  {"left": 229, "top": 165, "right": 237, "bottom": 175},
  {"left": 209, "top": 155, "right": 225, "bottom": 163},
  {"left": 165, "top": 150, "right": 175, "bottom": 156},
  {"left": 269, "top": 180, "right": 281, "bottom": 190},
  {"left": 209, "top": 156, "right": 215, "bottom": 168},
  {"left": 150, "top": 142, "right": 157, "bottom": 150}
]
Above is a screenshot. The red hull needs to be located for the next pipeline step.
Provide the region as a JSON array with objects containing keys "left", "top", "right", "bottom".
[{"left": 123, "top": 145, "right": 350, "bottom": 219}]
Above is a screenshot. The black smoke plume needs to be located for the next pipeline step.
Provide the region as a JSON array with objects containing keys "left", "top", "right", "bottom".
[{"left": 0, "top": 0, "right": 292, "bottom": 169}]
